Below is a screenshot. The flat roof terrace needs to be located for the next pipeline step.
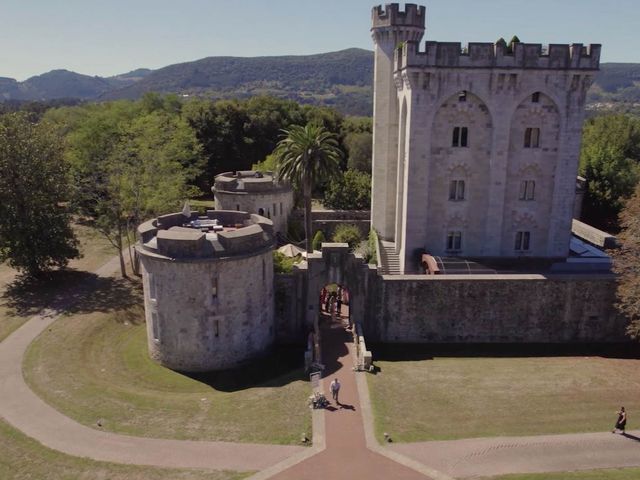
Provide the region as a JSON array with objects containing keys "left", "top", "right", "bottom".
[
  {"left": 213, "top": 170, "right": 291, "bottom": 194},
  {"left": 137, "top": 210, "right": 274, "bottom": 260}
]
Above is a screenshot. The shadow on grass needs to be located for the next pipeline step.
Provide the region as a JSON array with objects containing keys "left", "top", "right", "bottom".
[
  {"left": 370, "top": 342, "right": 640, "bottom": 363},
  {"left": 1, "top": 270, "right": 140, "bottom": 319},
  {"left": 183, "top": 345, "right": 307, "bottom": 392}
]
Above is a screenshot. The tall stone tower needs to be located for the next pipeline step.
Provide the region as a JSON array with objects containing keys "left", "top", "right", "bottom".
[
  {"left": 371, "top": 3, "right": 600, "bottom": 273},
  {"left": 370, "top": 4, "right": 425, "bottom": 242}
]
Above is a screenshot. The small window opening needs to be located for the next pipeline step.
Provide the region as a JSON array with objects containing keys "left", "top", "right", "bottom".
[
  {"left": 151, "top": 312, "right": 160, "bottom": 341},
  {"left": 280, "top": 202, "right": 283, "bottom": 215},
  {"left": 446, "top": 231, "right": 462, "bottom": 251},
  {"left": 236, "top": 204, "right": 240, "bottom": 211},
  {"left": 515, "top": 231, "right": 531, "bottom": 251},
  {"left": 458, "top": 90, "right": 467, "bottom": 102},
  {"left": 258, "top": 207, "right": 264, "bottom": 216},
  {"left": 211, "top": 277, "right": 218, "bottom": 299},
  {"left": 532, "top": 92, "right": 540, "bottom": 103},
  {"left": 148, "top": 273, "right": 156, "bottom": 301},
  {"left": 214, "top": 319, "right": 219, "bottom": 338},
  {"left": 273, "top": 203, "right": 277, "bottom": 217},
  {"left": 452, "top": 127, "right": 469, "bottom": 147},
  {"left": 449, "top": 180, "right": 465, "bottom": 201},
  {"left": 519, "top": 180, "right": 536, "bottom": 201},
  {"left": 524, "top": 128, "right": 540, "bottom": 148}
]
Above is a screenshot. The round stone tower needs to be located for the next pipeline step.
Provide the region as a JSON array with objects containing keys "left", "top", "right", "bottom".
[
  {"left": 136, "top": 210, "right": 275, "bottom": 372},
  {"left": 370, "top": 3, "right": 425, "bottom": 242},
  {"left": 213, "top": 170, "right": 293, "bottom": 237}
]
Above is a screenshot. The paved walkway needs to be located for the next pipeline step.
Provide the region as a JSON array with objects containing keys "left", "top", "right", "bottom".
[
  {"left": 0, "top": 255, "right": 304, "bottom": 472},
  {"left": 267, "top": 319, "right": 431, "bottom": 480},
  {"left": 391, "top": 430, "right": 640, "bottom": 478}
]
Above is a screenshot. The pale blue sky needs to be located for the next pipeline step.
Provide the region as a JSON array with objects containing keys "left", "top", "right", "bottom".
[{"left": 1, "top": 0, "right": 638, "bottom": 80}]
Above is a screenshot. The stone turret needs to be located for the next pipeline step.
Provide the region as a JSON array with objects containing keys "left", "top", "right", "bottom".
[{"left": 370, "top": 4, "right": 426, "bottom": 242}]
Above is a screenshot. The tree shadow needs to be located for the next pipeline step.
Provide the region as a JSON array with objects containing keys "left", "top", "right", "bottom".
[
  {"left": 182, "top": 345, "right": 307, "bottom": 392},
  {"left": 1, "top": 269, "right": 140, "bottom": 320},
  {"left": 369, "top": 342, "right": 640, "bottom": 362}
]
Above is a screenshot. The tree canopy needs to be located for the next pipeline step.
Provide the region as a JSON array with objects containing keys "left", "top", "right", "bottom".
[{"left": 0, "top": 113, "right": 79, "bottom": 276}]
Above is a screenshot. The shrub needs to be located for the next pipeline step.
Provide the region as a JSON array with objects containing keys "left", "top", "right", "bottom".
[
  {"left": 311, "top": 230, "right": 326, "bottom": 251},
  {"left": 273, "top": 251, "right": 299, "bottom": 274},
  {"left": 332, "top": 224, "right": 362, "bottom": 249}
]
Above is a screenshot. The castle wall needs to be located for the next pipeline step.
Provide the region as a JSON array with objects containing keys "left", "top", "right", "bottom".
[
  {"left": 368, "top": 274, "right": 624, "bottom": 343},
  {"left": 140, "top": 250, "right": 274, "bottom": 372}
]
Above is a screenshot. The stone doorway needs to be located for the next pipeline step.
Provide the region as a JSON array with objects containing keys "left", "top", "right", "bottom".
[{"left": 319, "top": 283, "right": 351, "bottom": 330}]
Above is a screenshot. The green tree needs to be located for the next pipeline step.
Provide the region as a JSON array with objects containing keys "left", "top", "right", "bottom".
[
  {"left": 579, "top": 114, "right": 640, "bottom": 230},
  {"left": 65, "top": 99, "right": 202, "bottom": 276},
  {"left": 344, "top": 132, "right": 372, "bottom": 173},
  {"left": 0, "top": 113, "right": 79, "bottom": 276},
  {"left": 273, "top": 124, "right": 343, "bottom": 253},
  {"left": 331, "top": 224, "right": 362, "bottom": 249},
  {"left": 612, "top": 183, "right": 640, "bottom": 339},
  {"left": 323, "top": 170, "right": 371, "bottom": 210}
]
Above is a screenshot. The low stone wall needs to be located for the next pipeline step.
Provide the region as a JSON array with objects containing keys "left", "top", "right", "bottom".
[{"left": 368, "top": 274, "right": 624, "bottom": 343}]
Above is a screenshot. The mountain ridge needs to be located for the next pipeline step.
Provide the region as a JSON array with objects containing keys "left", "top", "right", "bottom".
[{"left": 1, "top": 48, "right": 639, "bottom": 116}]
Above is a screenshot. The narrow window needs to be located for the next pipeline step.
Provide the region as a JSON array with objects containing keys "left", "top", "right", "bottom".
[
  {"left": 446, "top": 231, "right": 462, "bottom": 251},
  {"left": 236, "top": 204, "right": 240, "bottom": 211},
  {"left": 148, "top": 273, "right": 156, "bottom": 301},
  {"left": 258, "top": 207, "right": 264, "bottom": 216},
  {"left": 273, "top": 203, "right": 277, "bottom": 216},
  {"left": 532, "top": 92, "right": 540, "bottom": 103},
  {"left": 524, "top": 128, "right": 540, "bottom": 148},
  {"left": 519, "top": 180, "right": 535, "bottom": 201},
  {"left": 452, "top": 127, "right": 468, "bottom": 147},
  {"left": 267, "top": 209, "right": 271, "bottom": 219},
  {"left": 280, "top": 202, "right": 283, "bottom": 215},
  {"left": 460, "top": 127, "right": 468, "bottom": 147},
  {"left": 515, "top": 231, "right": 531, "bottom": 251},
  {"left": 449, "top": 180, "right": 465, "bottom": 201},
  {"left": 211, "top": 277, "right": 218, "bottom": 299},
  {"left": 458, "top": 90, "right": 467, "bottom": 102},
  {"left": 214, "top": 319, "right": 219, "bottom": 338},
  {"left": 151, "top": 312, "right": 160, "bottom": 341}
]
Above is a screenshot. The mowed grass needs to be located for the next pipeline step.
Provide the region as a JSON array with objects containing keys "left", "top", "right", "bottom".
[
  {"left": 24, "top": 285, "right": 311, "bottom": 445},
  {"left": 368, "top": 352, "right": 640, "bottom": 442},
  {"left": 0, "top": 222, "right": 115, "bottom": 342},
  {"left": 0, "top": 418, "right": 249, "bottom": 480},
  {"left": 485, "top": 468, "right": 640, "bottom": 480}
]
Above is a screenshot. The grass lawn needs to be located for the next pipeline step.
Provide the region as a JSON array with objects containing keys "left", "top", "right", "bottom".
[
  {"left": 485, "top": 468, "right": 640, "bottom": 480},
  {"left": 0, "top": 418, "right": 248, "bottom": 480},
  {"left": 0, "top": 222, "right": 115, "bottom": 342},
  {"left": 24, "top": 283, "right": 311, "bottom": 445},
  {"left": 367, "top": 348, "right": 640, "bottom": 443}
]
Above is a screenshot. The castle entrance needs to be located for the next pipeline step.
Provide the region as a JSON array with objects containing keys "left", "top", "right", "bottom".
[{"left": 319, "top": 283, "right": 351, "bottom": 329}]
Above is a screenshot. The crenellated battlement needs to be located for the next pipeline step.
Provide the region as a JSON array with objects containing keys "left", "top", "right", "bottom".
[
  {"left": 371, "top": 3, "right": 426, "bottom": 30},
  {"left": 396, "top": 40, "right": 601, "bottom": 71}
]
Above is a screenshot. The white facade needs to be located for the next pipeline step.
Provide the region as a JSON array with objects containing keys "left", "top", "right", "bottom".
[{"left": 371, "top": 4, "right": 600, "bottom": 273}]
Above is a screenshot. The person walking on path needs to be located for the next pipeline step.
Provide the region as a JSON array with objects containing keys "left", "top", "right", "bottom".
[
  {"left": 329, "top": 378, "right": 341, "bottom": 404},
  {"left": 613, "top": 406, "right": 627, "bottom": 434}
]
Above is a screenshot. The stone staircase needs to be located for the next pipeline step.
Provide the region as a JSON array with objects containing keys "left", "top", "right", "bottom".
[{"left": 378, "top": 241, "right": 401, "bottom": 275}]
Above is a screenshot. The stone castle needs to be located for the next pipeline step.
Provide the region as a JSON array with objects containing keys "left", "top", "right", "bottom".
[
  {"left": 370, "top": 4, "right": 600, "bottom": 273},
  {"left": 137, "top": 3, "right": 625, "bottom": 373}
]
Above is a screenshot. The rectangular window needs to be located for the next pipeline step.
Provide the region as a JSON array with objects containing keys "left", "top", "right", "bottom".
[
  {"left": 273, "top": 203, "right": 277, "bottom": 216},
  {"left": 524, "top": 128, "right": 540, "bottom": 148},
  {"left": 532, "top": 92, "right": 540, "bottom": 103},
  {"left": 236, "top": 204, "right": 240, "bottom": 211},
  {"left": 515, "top": 231, "right": 531, "bottom": 251},
  {"left": 458, "top": 90, "right": 467, "bottom": 102},
  {"left": 519, "top": 180, "right": 535, "bottom": 201},
  {"left": 280, "top": 202, "right": 283, "bottom": 215},
  {"left": 148, "top": 273, "right": 156, "bottom": 301},
  {"left": 449, "top": 180, "right": 465, "bottom": 201},
  {"left": 446, "top": 231, "right": 462, "bottom": 251},
  {"left": 452, "top": 127, "right": 468, "bottom": 147},
  {"left": 211, "top": 277, "right": 218, "bottom": 299},
  {"left": 151, "top": 312, "right": 160, "bottom": 342}
]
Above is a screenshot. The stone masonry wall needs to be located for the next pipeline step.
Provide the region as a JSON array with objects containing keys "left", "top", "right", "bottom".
[{"left": 369, "top": 274, "right": 624, "bottom": 343}]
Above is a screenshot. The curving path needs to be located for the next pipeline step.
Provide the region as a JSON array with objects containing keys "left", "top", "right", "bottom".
[
  {"left": 3, "top": 254, "right": 640, "bottom": 479},
  {"left": 0, "top": 255, "right": 307, "bottom": 473}
]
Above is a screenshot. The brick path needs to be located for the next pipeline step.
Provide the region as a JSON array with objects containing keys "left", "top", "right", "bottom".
[{"left": 267, "top": 318, "right": 430, "bottom": 480}]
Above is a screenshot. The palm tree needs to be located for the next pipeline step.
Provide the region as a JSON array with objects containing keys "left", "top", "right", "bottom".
[{"left": 274, "top": 124, "right": 343, "bottom": 253}]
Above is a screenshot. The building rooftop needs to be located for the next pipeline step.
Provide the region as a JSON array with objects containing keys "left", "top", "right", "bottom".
[{"left": 213, "top": 171, "right": 291, "bottom": 194}]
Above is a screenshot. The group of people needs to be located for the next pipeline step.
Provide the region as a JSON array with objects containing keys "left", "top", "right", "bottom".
[{"left": 320, "top": 286, "right": 348, "bottom": 317}]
